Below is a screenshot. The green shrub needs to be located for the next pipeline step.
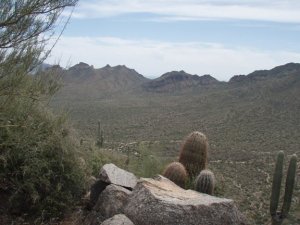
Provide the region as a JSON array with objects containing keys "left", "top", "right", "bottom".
[{"left": 0, "top": 98, "right": 86, "bottom": 219}]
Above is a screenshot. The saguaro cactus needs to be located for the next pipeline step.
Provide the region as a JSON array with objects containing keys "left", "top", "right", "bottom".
[
  {"left": 179, "top": 131, "right": 208, "bottom": 178},
  {"left": 96, "top": 120, "right": 104, "bottom": 147},
  {"left": 162, "top": 162, "right": 188, "bottom": 188},
  {"left": 195, "top": 169, "right": 215, "bottom": 195},
  {"left": 270, "top": 151, "right": 297, "bottom": 225}
]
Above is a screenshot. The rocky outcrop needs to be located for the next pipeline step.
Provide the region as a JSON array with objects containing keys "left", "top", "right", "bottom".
[
  {"left": 94, "top": 184, "right": 131, "bottom": 219},
  {"left": 89, "top": 164, "right": 137, "bottom": 208},
  {"left": 84, "top": 164, "right": 247, "bottom": 225},
  {"left": 99, "top": 163, "right": 137, "bottom": 190},
  {"left": 124, "top": 176, "right": 248, "bottom": 225},
  {"left": 100, "top": 214, "right": 134, "bottom": 225}
]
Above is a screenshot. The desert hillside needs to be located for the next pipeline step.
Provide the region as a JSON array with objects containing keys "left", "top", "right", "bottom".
[{"left": 49, "top": 62, "right": 300, "bottom": 224}]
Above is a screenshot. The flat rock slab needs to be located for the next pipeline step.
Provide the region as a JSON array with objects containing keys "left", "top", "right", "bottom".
[
  {"left": 124, "top": 176, "right": 248, "bottom": 225},
  {"left": 100, "top": 214, "right": 135, "bottom": 225},
  {"left": 99, "top": 164, "right": 137, "bottom": 189},
  {"left": 94, "top": 184, "right": 131, "bottom": 219}
]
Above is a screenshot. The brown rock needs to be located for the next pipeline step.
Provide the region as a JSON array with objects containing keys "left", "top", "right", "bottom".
[{"left": 124, "top": 176, "right": 248, "bottom": 225}]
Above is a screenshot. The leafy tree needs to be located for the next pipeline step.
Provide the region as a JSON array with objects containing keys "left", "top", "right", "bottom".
[
  {"left": 0, "top": 0, "right": 87, "bottom": 221},
  {"left": 0, "top": 0, "right": 77, "bottom": 102}
]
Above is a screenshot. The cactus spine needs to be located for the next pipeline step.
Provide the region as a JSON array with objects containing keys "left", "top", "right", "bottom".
[
  {"left": 162, "top": 162, "right": 188, "bottom": 188},
  {"left": 179, "top": 131, "right": 208, "bottom": 178},
  {"left": 195, "top": 169, "right": 215, "bottom": 195},
  {"left": 270, "top": 151, "right": 297, "bottom": 225}
]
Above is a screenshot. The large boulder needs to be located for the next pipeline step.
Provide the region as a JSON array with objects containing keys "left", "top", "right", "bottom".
[
  {"left": 94, "top": 184, "right": 131, "bottom": 219},
  {"left": 90, "top": 163, "right": 137, "bottom": 208},
  {"left": 99, "top": 163, "right": 137, "bottom": 190},
  {"left": 100, "top": 214, "right": 135, "bottom": 225},
  {"left": 124, "top": 176, "right": 248, "bottom": 225}
]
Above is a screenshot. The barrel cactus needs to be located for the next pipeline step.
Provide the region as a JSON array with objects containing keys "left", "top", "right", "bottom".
[
  {"left": 195, "top": 169, "right": 215, "bottom": 195},
  {"left": 270, "top": 151, "right": 297, "bottom": 225},
  {"left": 162, "top": 162, "right": 188, "bottom": 188},
  {"left": 179, "top": 131, "right": 208, "bottom": 178}
]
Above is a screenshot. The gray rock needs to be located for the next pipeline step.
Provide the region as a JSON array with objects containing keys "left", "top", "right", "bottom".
[
  {"left": 99, "top": 163, "right": 137, "bottom": 189},
  {"left": 124, "top": 176, "right": 248, "bottom": 225},
  {"left": 100, "top": 214, "right": 134, "bottom": 225},
  {"left": 94, "top": 184, "right": 131, "bottom": 219}
]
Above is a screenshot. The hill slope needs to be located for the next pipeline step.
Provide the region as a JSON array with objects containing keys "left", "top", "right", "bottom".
[
  {"left": 50, "top": 62, "right": 300, "bottom": 225},
  {"left": 51, "top": 62, "right": 300, "bottom": 145}
]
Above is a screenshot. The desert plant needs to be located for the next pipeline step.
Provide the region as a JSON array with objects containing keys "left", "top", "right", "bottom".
[
  {"left": 195, "top": 169, "right": 215, "bottom": 195},
  {"left": 162, "top": 162, "right": 188, "bottom": 188},
  {"left": 270, "top": 151, "right": 297, "bottom": 225},
  {"left": 96, "top": 120, "right": 104, "bottom": 147},
  {"left": 0, "top": 0, "right": 83, "bottom": 221},
  {"left": 179, "top": 131, "right": 208, "bottom": 178}
]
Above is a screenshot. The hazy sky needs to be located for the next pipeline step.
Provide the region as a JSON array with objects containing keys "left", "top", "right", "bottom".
[{"left": 46, "top": 0, "right": 300, "bottom": 81}]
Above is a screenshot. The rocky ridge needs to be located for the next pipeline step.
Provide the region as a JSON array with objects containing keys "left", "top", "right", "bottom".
[{"left": 50, "top": 62, "right": 300, "bottom": 93}]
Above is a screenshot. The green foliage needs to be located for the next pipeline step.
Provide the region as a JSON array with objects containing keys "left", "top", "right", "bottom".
[
  {"left": 179, "top": 131, "right": 208, "bottom": 178},
  {"left": 0, "top": 98, "right": 86, "bottom": 219},
  {"left": 0, "top": 0, "right": 78, "bottom": 103},
  {"left": 85, "top": 147, "right": 125, "bottom": 178},
  {"left": 270, "top": 152, "right": 297, "bottom": 225},
  {"left": 162, "top": 162, "right": 187, "bottom": 188},
  {"left": 135, "top": 152, "right": 162, "bottom": 178},
  {"left": 195, "top": 169, "right": 215, "bottom": 195},
  {"left": 0, "top": 0, "right": 82, "bottom": 221}
]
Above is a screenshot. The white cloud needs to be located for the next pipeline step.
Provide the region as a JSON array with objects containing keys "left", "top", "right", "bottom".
[
  {"left": 71, "top": 0, "right": 300, "bottom": 23},
  {"left": 46, "top": 36, "right": 300, "bottom": 81}
]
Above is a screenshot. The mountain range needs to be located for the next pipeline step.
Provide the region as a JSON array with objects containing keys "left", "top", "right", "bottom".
[
  {"left": 49, "top": 62, "right": 300, "bottom": 225},
  {"left": 50, "top": 61, "right": 300, "bottom": 144},
  {"left": 49, "top": 62, "right": 300, "bottom": 95}
]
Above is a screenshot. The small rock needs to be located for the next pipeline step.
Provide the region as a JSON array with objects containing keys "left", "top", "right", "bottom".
[
  {"left": 94, "top": 184, "right": 131, "bottom": 219},
  {"left": 100, "top": 214, "right": 134, "bottom": 225},
  {"left": 124, "top": 175, "right": 248, "bottom": 225},
  {"left": 99, "top": 164, "right": 137, "bottom": 190}
]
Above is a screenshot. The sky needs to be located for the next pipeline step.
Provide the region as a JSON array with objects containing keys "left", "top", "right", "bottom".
[{"left": 46, "top": 0, "right": 300, "bottom": 81}]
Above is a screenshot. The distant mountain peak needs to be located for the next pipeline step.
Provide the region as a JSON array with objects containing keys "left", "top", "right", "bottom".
[
  {"left": 143, "top": 70, "right": 219, "bottom": 92},
  {"left": 69, "top": 62, "right": 93, "bottom": 70},
  {"left": 101, "top": 64, "right": 133, "bottom": 71},
  {"left": 160, "top": 70, "right": 193, "bottom": 79}
]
